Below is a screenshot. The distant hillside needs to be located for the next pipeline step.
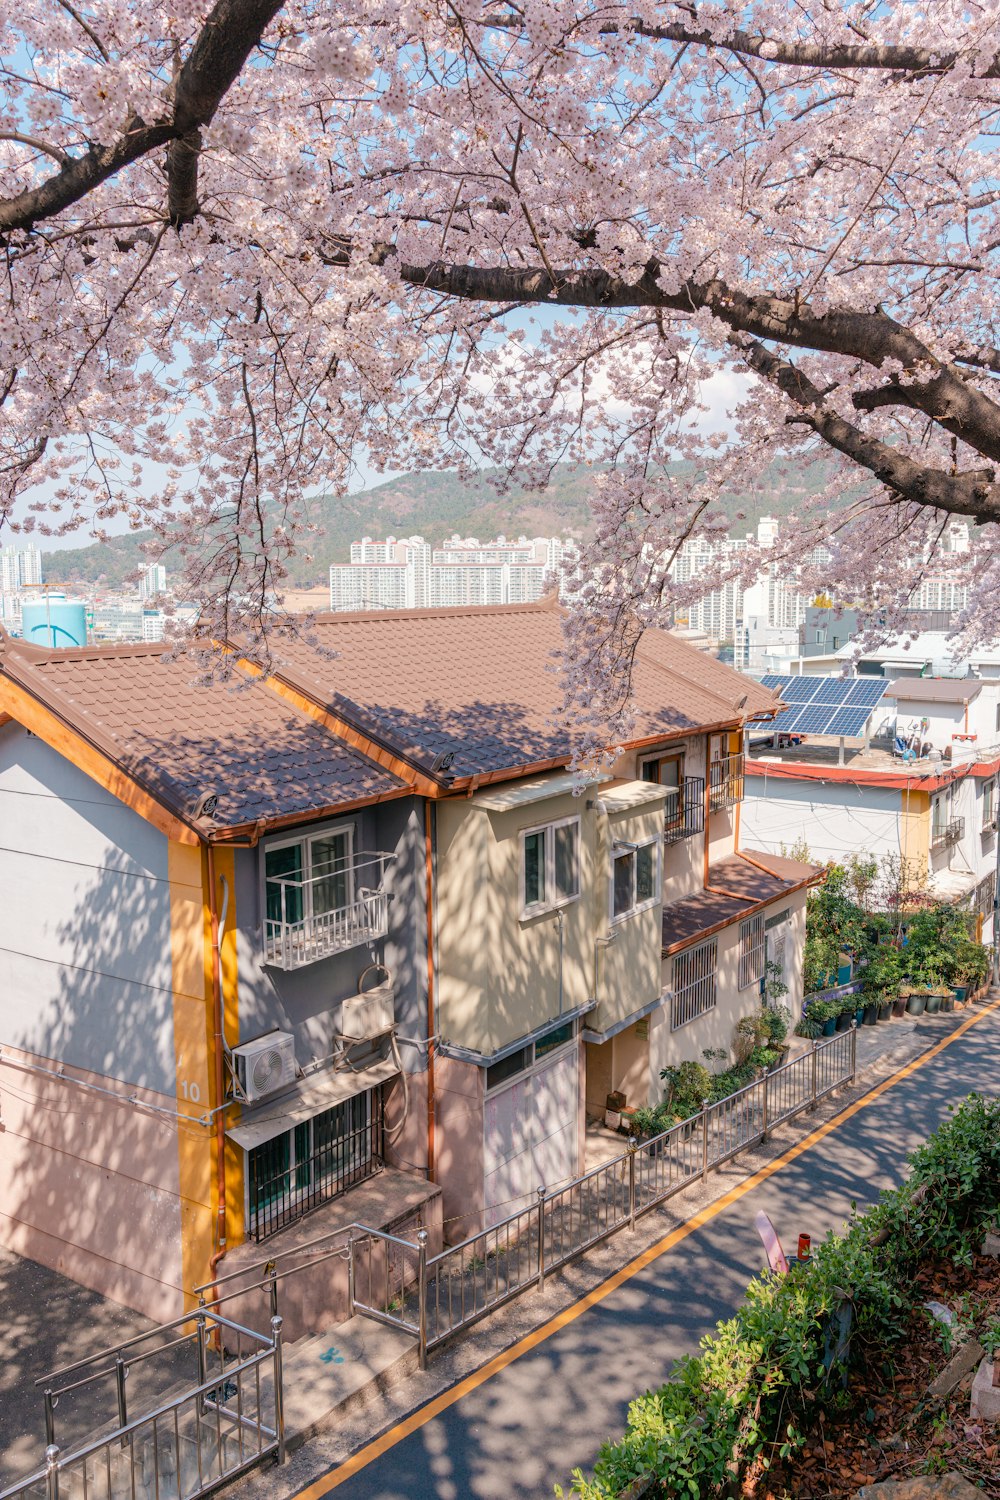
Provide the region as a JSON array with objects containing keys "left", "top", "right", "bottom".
[{"left": 41, "top": 457, "right": 843, "bottom": 590}]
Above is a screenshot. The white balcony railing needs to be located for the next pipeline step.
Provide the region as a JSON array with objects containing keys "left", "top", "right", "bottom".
[{"left": 264, "top": 852, "right": 391, "bottom": 970}]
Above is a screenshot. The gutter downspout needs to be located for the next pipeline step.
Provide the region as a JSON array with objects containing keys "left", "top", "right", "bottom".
[
  {"left": 424, "top": 801, "right": 437, "bottom": 1182},
  {"left": 206, "top": 844, "right": 229, "bottom": 1302}
]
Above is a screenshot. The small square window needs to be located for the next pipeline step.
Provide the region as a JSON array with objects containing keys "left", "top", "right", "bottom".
[
  {"left": 611, "top": 838, "right": 661, "bottom": 921},
  {"left": 520, "top": 817, "right": 580, "bottom": 916}
]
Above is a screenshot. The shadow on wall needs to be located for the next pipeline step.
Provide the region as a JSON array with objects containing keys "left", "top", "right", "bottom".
[{"left": 0, "top": 841, "right": 196, "bottom": 1324}]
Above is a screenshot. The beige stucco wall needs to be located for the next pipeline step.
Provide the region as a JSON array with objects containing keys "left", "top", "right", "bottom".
[
  {"left": 651, "top": 892, "right": 808, "bottom": 1094},
  {"left": 436, "top": 780, "right": 667, "bottom": 1057}
]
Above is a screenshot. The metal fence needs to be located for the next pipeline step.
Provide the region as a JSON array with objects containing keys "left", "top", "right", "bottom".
[
  {"left": 672, "top": 939, "right": 719, "bottom": 1029},
  {"left": 708, "top": 752, "right": 745, "bottom": 811},
  {"left": 663, "top": 776, "right": 705, "bottom": 845},
  {"left": 418, "top": 1026, "right": 856, "bottom": 1359},
  {"left": 191, "top": 1030, "right": 856, "bottom": 1378},
  {"left": 3, "top": 1311, "right": 284, "bottom": 1500}
]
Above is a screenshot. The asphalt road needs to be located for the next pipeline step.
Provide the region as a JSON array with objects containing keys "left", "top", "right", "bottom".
[{"left": 296, "top": 1003, "right": 1000, "bottom": 1500}]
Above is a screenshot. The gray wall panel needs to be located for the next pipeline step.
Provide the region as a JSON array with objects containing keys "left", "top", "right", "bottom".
[
  {"left": 0, "top": 723, "right": 175, "bottom": 1090},
  {"left": 233, "top": 798, "right": 428, "bottom": 1076}
]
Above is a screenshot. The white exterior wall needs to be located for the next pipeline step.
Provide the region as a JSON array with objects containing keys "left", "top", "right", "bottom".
[{"left": 741, "top": 774, "right": 903, "bottom": 866}]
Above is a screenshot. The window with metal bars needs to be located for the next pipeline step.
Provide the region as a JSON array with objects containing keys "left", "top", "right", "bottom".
[
  {"left": 739, "top": 912, "right": 766, "bottom": 990},
  {"left": 246, "top": 1087, "right": 384, "bottom": 1241},
  {"left": 672, "top": 939, "right": 718, "bottom": 1030}
]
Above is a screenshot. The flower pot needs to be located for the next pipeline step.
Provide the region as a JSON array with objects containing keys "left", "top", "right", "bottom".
[
  {"left": 877, "top": 1000, "right": 893, "bottom": 1022},
  {"left": 942, "top": 993, "right": 955, "bottom": 1013},
  {"left": 906, "top": 991, "right": 928, "bottom": 1016},
  {"left": 854, "top": 1005, "right": 865, "bottom": 1026},
  {"left": 925, "top": 992, "right": 943, "bottom": 1014},
  {"left": 892, "top": 995, "right": 907, "bottom": 1018},
  {"left": 835, "top": 1011, "right": 852, "bottom": 1033},
  {"left": 954, "top": 984, "right": 968, "bottom": 1003},
  {"left": 862, "top": 1002, "right": 878, "bottom": 1027},
  {"left": 838, "top": 961, "right": 853, "bottom": 985},
  {"left": 822, "top": 1016, "right": 837, "bottom": 1037}
]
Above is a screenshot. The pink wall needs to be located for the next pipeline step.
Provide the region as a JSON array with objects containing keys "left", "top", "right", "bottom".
[
  {"left": 434, "top": 1053, "right": 484, "bottom": 1243},
  {"left": 0, "top": 1044, "right": 186, "bottom": 1321}
]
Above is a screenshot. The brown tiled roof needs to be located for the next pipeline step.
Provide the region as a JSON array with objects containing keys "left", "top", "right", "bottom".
[
  {"left": 266, "top": 602, "right": 780, "bottom": 782},
  {"left": 662, "top": 851, "right": 824, "bottom": 953},
  {"left": 0, "top": 634, "right": 406, "bottom": 835}
]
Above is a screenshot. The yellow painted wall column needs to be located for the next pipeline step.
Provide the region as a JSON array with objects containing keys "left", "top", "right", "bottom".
[
  {"left": 168, "top": 843, "right": 242, "bottom": 1308},
  {"left": 899, "top": 787, "right": 931, "bottom": 890}
]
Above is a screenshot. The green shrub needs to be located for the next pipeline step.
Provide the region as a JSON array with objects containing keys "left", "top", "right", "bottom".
[{"left": 559, "top": 1094, "right": 1000, "bottom": 1499}]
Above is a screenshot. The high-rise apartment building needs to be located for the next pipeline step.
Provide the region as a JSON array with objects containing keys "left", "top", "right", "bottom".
[
  {"left": 140, "top": 563, "right": 167, "bottom": 601},
  {"left": 1, "top": 544, "right": 42, "bottom": 592},
  {"left": 330, "top": 535, "right": 572, "bottom": 612}
]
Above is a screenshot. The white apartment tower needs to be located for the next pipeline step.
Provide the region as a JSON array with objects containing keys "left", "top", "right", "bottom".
[
  {"left": 140, "top": 563, "right": 167, "bottom": 601},
  {"left": 329, "top": 535, "right": 571, "bottom": 612}
]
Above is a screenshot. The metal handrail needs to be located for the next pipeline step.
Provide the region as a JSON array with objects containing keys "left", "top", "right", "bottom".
[
  {"left": 4, "top": 1342, "right": 281, "bottom": 1500},
  {"left": 193, "top": 1220, "right": 406, "bottom": 1298},
  {"left": 35, "top": 1307, "right": 271, "bottom": 1389}
]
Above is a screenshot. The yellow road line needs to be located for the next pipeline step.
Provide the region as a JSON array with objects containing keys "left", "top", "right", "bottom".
[{"left": 293, "top": 994, "right": 1000, "bottom": 1499}]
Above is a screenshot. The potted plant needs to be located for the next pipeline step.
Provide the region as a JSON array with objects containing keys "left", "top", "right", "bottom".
[
  {"left": 835, "top": 996, "right": 855, "bottom": 1032},
  {"left": 905, "top": 981, "right": 928, "bottom": 1016},
  {"left": 801, "top": 998, "right": 837, "bottom": 1038}
]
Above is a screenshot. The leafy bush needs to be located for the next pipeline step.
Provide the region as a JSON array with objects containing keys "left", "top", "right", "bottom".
[
  {"left": 659, "top": 1060, "right": 712, "bottom": 1121},
  {"left": 560, "top": 1095, "right": 1000, "bottom": 1499}
]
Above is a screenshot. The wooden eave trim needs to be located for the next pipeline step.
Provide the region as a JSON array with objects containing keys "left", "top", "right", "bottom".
[
  {"left": 207, "top": 783, "right": 413, "bottom": 845},
  {"left": 661, "top": 873, "right": 819, "bottom": 958},
  {"left": 0, "top": 676, "right": 202, "bottom": 846}
]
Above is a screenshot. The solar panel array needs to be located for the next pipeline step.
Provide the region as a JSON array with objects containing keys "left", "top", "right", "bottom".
[{"left": 756, "top": 675, "right": 889, "bottom": 738}]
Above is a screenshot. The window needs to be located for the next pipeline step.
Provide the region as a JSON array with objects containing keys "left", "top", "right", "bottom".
[
  {"left": 672, "top": 940, "right": 718, "bottom": 1030},
  {"left": 486, "top": 1021, "right": 577, "bottom": 1091},
  {"left": 642, "top": 752, "right": 684, "bottom": 825},
  {"left": 246, "top": 1087, "right": 382, "bottom": 1241},
  {"left": 265, "top": 827, "right": 352, "bottom": 938},
  {"left": 739, "top": 912, "right": 766, "bottom": 990},
  {"left": 611, "top": 837, "right": 661, "bottom": 921},
  {"left": 520, "top": 816, "right": 580, "bottom": 916},
  {"left": 983, "top": 779, "right": 996, "bottom": 829}
]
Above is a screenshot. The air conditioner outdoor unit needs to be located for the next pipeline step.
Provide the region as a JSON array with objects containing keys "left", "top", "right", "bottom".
[
  {"left": 340, "top": 985, "right": 395, "bottom": 1042},
  {"left": 232, "top": 1031, "right": 297, "bottom": 1103}
]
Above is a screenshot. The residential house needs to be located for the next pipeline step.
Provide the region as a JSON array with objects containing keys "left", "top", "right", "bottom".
[
  {"left": 0, "top": 601, "right": 819, "bottom": 1322},
  {"left": 742, "top": 676, "right": 1000, "bottom": 941}
]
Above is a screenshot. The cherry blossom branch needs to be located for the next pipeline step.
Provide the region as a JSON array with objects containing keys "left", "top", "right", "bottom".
[
  {"left": 0, "top": 0, "right": 283, "bottom": 234},
  {"left": 481, "top": 7, "right": 1000, "bottom": 79}
]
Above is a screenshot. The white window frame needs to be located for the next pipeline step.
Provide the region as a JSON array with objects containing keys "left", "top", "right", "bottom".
[
  {"left": 609, "top": 836, "right": 662, "bottom": 924},
  {"left": 262, "top": 821, "right": 356, "bottom": 928},
  {"left": 518, "top": 815, "right": 581, "bottom": 919},
  {"left": 738, "top": 912, "right": 766, "bottom": 991}
]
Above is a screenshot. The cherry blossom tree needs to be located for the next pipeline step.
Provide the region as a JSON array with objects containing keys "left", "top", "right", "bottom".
[{"left": 2, "top": 0, "right": 1000, "bottom": 715}]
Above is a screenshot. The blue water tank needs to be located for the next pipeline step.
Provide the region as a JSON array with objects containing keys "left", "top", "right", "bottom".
[{"left": 21, "top": 596, "right": 88, "bottom": 649}]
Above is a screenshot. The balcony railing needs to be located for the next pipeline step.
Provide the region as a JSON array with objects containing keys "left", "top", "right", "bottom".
[
  {"left": 930, "top": 816, "right": 964, "bottom": 853},
  {"left": 663, "top": 776, "right": 706, "bottom": 845},
  {"left": 264, "top": 852, "right": 391, "bottom": 969},
  {"left": 708, "top": 752, "right": 745, "bottom": 812}
]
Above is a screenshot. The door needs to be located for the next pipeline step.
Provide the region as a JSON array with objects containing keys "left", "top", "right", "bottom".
[{"left": 483, "top": 1046, "right": 580, "bottom": 1225}]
